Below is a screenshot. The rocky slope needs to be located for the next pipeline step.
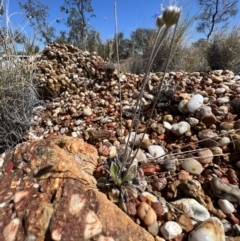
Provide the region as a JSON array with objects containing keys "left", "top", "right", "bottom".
[{"left": 2, "top": 42, "right": 240, "bottom": 240}]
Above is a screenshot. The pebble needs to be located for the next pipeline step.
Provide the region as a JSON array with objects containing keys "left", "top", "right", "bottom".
[
  {"left": 217, "top": 97, "right": 229, "bottom": 104},
  {"left": 215, "top": 87, "right": 226, "bottom": 94},
  {"left": 218, "top": 137, "right": 231, "bottom": 146},
  {"left": 82, "top": 107, "right": 92, "bottom": 116},
  {"left": 160, "top": 221, "right": 182, "bottom": 240},
  {"left": 148, "top": 145, "right": 165, "bottom": 161},
  {"left": 210, "top": 177, "right": 240, "bottom": 203},
  {"left": 171, "top": 198, "right": 210, "bottom": 221},
  {"left": 171, "top": 121, "right": 191, "bottom": 136},
  {"left": 201, "top": 114, "right": 217, "bottom": 127},
  {"left": 187, "top": 94, "right": 204, "bottom": 112},
  {"left": 200, "top": 105, "right": 212, "bottom": 116},
  {"left": 197, "top": 149, "right": 213, "bottom": 164},
  {"left": 134, "top": 148, "right": 147, "bottom": 163},
  {"left": 137, "top": 202, "right": 157, "bottom": 226},
  {"left": 181, "top": 158, "right": 203, "bottom": 175},
  {"left": 151, "top": 123, "right": 165, "bottom": 135},
  {"left": 218, "top": 199, "right": 235, "bottom": 214},
  {"left": 125, "top": 132, "right": 140, "bottom": 146},
  {"left": 164, "top": 159, "right": 177, "bottom": 172},
  {"left": 141, "top": 192, "right": 159, "bottom": 203},
  {"left": 219, "top": 122, "right": 234, "bottom": 131},
  {"left": 198, "top": 129, "right": 218, "bottom": 140},
  {"left": 186, "top": 117, "right": 199, "bottom": 127},
  {"left": 163, "top": 121, "right": 172, "bottom": 130},
  {"left": 178, "top": 99, "right": 189, "bottom": 113},
  {"left": 188, "top": 217, "right": 225, "bottom": 241},
  {"left": 148, "top": 221, "right": 159, "bottom": 236}
]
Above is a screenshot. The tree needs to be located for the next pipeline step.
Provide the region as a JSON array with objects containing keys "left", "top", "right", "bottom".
[
  {"left": 196, "top": 0, "right": 238, "bottom": 39},
  {"left": 60, "top": 0, "right": 95, "bottom": 48},
  {"left": 131, "top": 28, "right": 156, "bottom": 56},
  {"left": 19, "top": 0, "right": 55, "bottom": 43},
  {"left": 111, "top": 32, "right": 133, "bottom": 60},
  {"left": 85, "top": 29, "right": 101, "bottom": 53},
  {"left": 54, "top": 31, "right": 69, "bottom": 44}
]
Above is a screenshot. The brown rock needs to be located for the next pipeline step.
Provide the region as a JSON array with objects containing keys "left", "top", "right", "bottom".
[{"left": 0, "top": 136, "right": 154, "bottom": 241}]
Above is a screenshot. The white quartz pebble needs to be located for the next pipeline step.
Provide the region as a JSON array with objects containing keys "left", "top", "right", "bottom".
[
  {"left": 218, "top": 199, "right": 235, "bottom": 214},
  {"left": 160, "top": 221, "right": 182, "bottom": 240},
  {"left": 83, "top": 107, "right": 92, "bottom": 116},
  {"left": 187, "top": 94, "right": 204, "bottom": 112},
  {"left": 188, "top": 217, "right": 225, "bottom": 241},
  {"left": 171, "top": 198, "right": 210, "bottom": 221},
  {"left": 171, "top": 121, "right": 190, "bottom": 136},
  {"left": 181, "top": 158, "right": 203, "bottom": 175},
  {"left": 148, "top": 145, "right": 165, "bottom": 161}
]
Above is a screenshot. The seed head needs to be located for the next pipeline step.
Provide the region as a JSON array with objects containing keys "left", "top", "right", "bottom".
[
  {"left": 162, "top": 6, "right": 181, "bottom": 27},
  {"left": 156, "top": 15, "right": 164, "bottom": 28}
]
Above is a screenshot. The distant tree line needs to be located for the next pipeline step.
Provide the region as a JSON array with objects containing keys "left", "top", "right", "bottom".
[{"left": 0, "top": 0, "right": 238, "bottom": 67}]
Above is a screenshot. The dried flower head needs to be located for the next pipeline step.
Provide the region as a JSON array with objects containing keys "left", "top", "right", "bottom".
[
  {"left": 156, "top": 15, "right": 164, "bottom": 28},
  {"left": 162, "top": 5, "right": 181, "bottom": 27}
]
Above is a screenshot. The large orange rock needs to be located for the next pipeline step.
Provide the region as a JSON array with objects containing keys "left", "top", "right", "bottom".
[{"left": 0, "top": 136, "right": 154, "bottom": 241}]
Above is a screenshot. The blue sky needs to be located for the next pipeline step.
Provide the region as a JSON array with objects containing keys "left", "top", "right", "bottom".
[{"left": 4, "top": 0, "right": 240, "bottom": 48}]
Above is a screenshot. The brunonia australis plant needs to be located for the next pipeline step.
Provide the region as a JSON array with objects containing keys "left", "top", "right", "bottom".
[{"left": 97, "top": 3, "right": 182, "bottom": 212}]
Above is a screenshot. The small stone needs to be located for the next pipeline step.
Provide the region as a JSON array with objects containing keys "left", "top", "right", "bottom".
[
  {"left": 218, "top": 137, "right": 231, "bottom": 146},
  {"left": 178, "top": 170, "right": 190, "bottom": 181},
  {"left": 83, "top": 107, "right": 92, "bottom": 116},
  {"left": 218, "top": 199, "right": 235, "bottom": 214},
  {"left": 219, "top": 122, "right": 233, "bottom": 131},
  {"left": 212, "top": 75, "right": 224, "bottom": 83},
  {"left": 137, "top": 202, "right": 157, "bottom": 226},
  {"left": 148, "top": 145, "right": 165, "bottom": 161},
  {"left": 197, "top": 149, "right": 213, "bottom": 164},
  {"left": 163, "top": 115, "right": 173, "bottom": 122},
  {"left": 151, "top": 202, "right": 164, "bottom": 217},
  {"left": 148, "top": 221, "right": 159, "bottom": 236},
  {"left": 141, "top": 192, "right": 159, "bottom": 203},
  {"left": 151, "top": 123, "right": 165, "bottom": 135},
  {"left": 164, "top": 159, "right": 177, "bottom": 172},
  {"left": 160, "top": 221, "right": 182, "bottom": 240},
  {"left": 201, "top": 114, "right": 217, "bottom": 127},
  {"left": 217, "top": 97, "right": 229, "bottom": 104},
  {"left": 187, "top": 94, "right": 204, "bottom": 112},
  {"left": 215, "top": 88, "right": 226, "bottom": 94},
  {"left": 210, "top": 177, "right": 240, "bottom": 203},
  {"left": 135, "top": 149, "right": 147, "bottom": 163},
  {"left": 171, "top": 198, "right": 210, "bottom": 221},
  {"left": 198, "top": 129, "right": 218, "bottom": 140},
  {"left": 171, "top": 121, "right": 191, "bottom": 136},
  {"left": 177, "top": 213, "right": 194, "bottom": 232},
  {"left": 188, "top": 217, "right": 225, "bottom": 241},
  {"left": 181, "top": 158, "right": 203, "bottom": 175},
  {"left": 178, "top": 99, "right": 189, "bottom": 113},
  {"left": 186, "top": 117, "right": 199, "bottom": 127},
  {"left": 125, "top": 132, "right": 140, "bottom": 146},
  {"left": 163, "top": 121, "right": 172, "bottom": 130}
]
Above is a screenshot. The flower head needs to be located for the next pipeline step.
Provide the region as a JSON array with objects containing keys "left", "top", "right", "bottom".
[
  {"left": 162, "top": 6, "right": 181, "bottom": 27},
  {"left": 156, "top": 15, "right": 164, "bottom": 28}
]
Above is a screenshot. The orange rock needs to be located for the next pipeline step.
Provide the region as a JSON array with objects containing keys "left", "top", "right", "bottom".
[{"left": 178, "top": 170, "right": 190, "bottom": 181}]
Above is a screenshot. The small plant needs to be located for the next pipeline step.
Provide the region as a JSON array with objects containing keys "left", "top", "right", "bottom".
[
  {"left": 97, "top": 152, "right": 147, "bottom": 211},
  {"left": 97, "top": 2, "right": 181, "bottom": 212}
]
